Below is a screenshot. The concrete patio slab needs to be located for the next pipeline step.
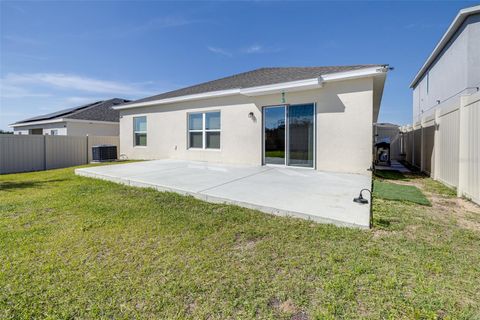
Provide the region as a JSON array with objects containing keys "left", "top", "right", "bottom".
[{"left": 75, "top": 160, "right": 372, "bottom": 228}]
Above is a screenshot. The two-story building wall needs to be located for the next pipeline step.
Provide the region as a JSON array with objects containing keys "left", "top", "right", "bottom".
[{"left": 411, "top": 6, "right": 480, "bottom": 123}]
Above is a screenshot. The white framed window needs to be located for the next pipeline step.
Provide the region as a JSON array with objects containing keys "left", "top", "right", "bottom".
[
  {"left": 133, "top": 116, "right": 147, "bottom": 146},
  {"left": 188, "top": 111, "right": 220, "bottom": 149},
  {"left": 50, "top": 129, "right": 58, "bottom": 135}
]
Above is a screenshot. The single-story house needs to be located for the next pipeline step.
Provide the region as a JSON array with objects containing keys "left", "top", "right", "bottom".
[
  {"left": 10, "top": 98, "right": 130, "bottom": 136},
  {"left": 113, "top": 66, "right": 388, "bottom": 174}
]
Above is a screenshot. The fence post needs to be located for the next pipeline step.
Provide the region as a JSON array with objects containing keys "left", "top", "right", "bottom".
[
  {"left": 457, "top": 96, "right": 467, "bottom": 197},
  {"left": 43, "top": 135, "right": 47, "bottom": 170},
  {"left": 86, "top": 135, "right": 89, "bottom": 164},
  {"left": 411, "top": 126, "right": 414, "bottom": 166},
  {"left": 432, "top": 110, "right": 440, "bottom": 180},
  {"left": 420, "top": 118, "right": 425, "bottom": 173}
]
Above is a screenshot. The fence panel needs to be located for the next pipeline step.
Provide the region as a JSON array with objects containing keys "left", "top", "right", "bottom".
[
  {"left": 45, "top": 136, "right": 87, "bottom": 170},
  {"left": 461, "top": 94, "right": 480, "bottom": 203},
  {"left": 422, "top": 125, "right": 435, "bottom": 174},
  {"left": 437, "top": 109, "right": 460, "bottom": 188},
  {"left": 402, "top": 92, "right": 479, "bottom": 205},
  {"left": 0, "top": 135, "right": 120, "bottom": 174},
  {"left": 413, "top": 129, "right": 422, "bottom": 168},
  {"left": 0, "top": 135, "right": 46, "bottom": 174},
  {"left": 405, "top": 131, "right": 413, "bottom": 164}
]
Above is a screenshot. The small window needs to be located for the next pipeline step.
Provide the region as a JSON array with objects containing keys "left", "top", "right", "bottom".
[
  {"left": 133, "top": 116, "right": 147, "bottom": 146},
  {"left": 50, "top": 130, "right": 58, "bottom": 135},
  {"left": 188, "top": 111, "right": 220, "bottom": 149}
]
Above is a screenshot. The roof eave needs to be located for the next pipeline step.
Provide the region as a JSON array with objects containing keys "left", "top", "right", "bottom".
[
  {"left": 9, "top": 118, "right": 118, "bottom": 128},
  {"left": 114, "top": 66, "right": 389, "bottom": 110},
  {"left": 410, "top": 5, "right": 480, "bottom": 88},
  {"left": 9, "top": 118, "right": 65, "bottom": 128}
]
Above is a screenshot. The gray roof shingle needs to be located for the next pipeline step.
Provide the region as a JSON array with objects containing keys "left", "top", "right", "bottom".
[
  {"left": 14, "top": 98, "right": 130, "bottom": 125},
  {"left": 124, "top": 65, "right": 383, "bottom": 106}
]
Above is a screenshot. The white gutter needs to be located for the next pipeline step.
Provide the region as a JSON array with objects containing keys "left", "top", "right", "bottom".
[
  {"left": 410, "top": 5, "right": 480, "bottom": 88},
  {"left": 113, "top": 66, "right": 388, "bottom": 110},
  {"left": 240, "top": 78, "right": 323, "bottom": 96},
  {"left": 9, "top": 118, "right": 118, "bottom": 128}
]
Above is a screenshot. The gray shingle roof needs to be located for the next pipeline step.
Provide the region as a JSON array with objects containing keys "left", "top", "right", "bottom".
[
  {"left": 124, "top": 65, "right": 383, "bottom": 106},
  {"left": 14, "top": 98, "right": 130, "bottom": 125}
]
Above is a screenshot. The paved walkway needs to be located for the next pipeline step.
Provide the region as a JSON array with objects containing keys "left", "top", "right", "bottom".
[
  {"left": 75, "top": 160, "right": 372, "bottom": 228},
  {"left": 375, "top": 160, "right": 410, "bottom": 173}
]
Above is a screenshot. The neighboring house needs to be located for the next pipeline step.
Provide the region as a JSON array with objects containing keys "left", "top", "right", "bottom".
[
  {"left": 373, "top": 123, "right": 403, "bottom": 162},
  {"left": 411, "top": 5, "right": 480, "bottom": 122},
  {"left": 402, "top": 5, "right": 480, "bottom": 205},
  {"left": 10, "top": 98, "right": 130, "bottom": 136},
  {"left": 114, "top": 65, "right": 389, "bottom": 174}
]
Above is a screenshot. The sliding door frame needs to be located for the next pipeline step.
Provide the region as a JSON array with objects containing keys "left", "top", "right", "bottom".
[{"left": 262, "top": 103, "right": 316, "bottom": 169}]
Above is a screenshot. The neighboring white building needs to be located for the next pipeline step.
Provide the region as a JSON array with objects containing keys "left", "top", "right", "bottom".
[
  {"left": 411, "top": 5, "right": 480, "bottom": 122},
  {"left": 114, "top": 65, "right": 389, "bottom": 174},
  {"left": 403, "top": 5, "right": 480, "bottom": 205},
  {"left": 10, "top": 98, "right": 129, "bottom": 136}
]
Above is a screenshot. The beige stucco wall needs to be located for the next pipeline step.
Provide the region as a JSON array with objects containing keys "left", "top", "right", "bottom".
[
  {"left": 119, "top": 77, "right": 374, "bottom": 174},
  {"left": 66, "top": 121, "right": 119, "bottom": 136},
  {"left": 13, "top": 121, "right": 118, "bottom": 136},
  {"left": 13, "top": 122, "right": 68, "bottom": 135}
]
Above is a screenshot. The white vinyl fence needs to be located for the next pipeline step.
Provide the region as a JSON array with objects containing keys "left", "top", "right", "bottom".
[
  {"left": 401, "top": 91, "right": 480, "bottom": 205},
  {"left": 0, "top": 135, "right": 119, "bottom": 174}
]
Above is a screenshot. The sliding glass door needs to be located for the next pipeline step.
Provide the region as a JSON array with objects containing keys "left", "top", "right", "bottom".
[
  {"left": 263, "top": 103, "right": 315, "bottom": 168},
  {"left": 287, "top": 104, "right": 315, "bottom": 167},
  {"left": 264, "top": 106, "right": 286, "bottom": 165}
]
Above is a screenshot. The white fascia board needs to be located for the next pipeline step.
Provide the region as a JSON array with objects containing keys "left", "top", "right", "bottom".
[
  {"left": 410, "top": 5, "right": 480, "bottom": 88},
  {"left": 9, "top": 118, "right": 118, "bottom": 128},
  {"left": 321, "top": 66, "right": 387, "bottom": 82},
  {"left": 113, "top": 88, "right": 241, "bottom": 110},
  {"left": 65, "top": 119, "right": 119, "bottom": 125},
  {"left": 240, "top": 78, "right": 323, "bottom": 96},
  {"left": 113, "top": 66, "right": 388, "bottom": 110},
  {"left": 9, "top": 118, "right": 65, "bottom": 128}
]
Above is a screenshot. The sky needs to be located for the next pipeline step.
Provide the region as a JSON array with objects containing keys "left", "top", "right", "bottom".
[{"left": 0, "top": 0, "right": 477, "bottom": 131}]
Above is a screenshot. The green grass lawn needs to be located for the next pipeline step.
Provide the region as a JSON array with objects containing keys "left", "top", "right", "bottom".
[{"left": 1, "top": 165, "right": 479, "bottom": 319}]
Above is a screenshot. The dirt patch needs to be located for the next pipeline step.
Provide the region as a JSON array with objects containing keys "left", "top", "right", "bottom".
[
  {"left": 372, "top": 229, "right": 398, "bottom": 239},
  {"left": 388, "top": 179, "right": 424, "bottom": 189},
  {"left": 423, "top": 189, "right": 480, "bottom": 232},
  {"left": 233, "top": 239, "right": 258, "bottom": 251},
  {"left": 404, "top": 224, "right": 421, "bottom": 239},
  {"left": 269, "top": 298, "right": 308, "bottom": 319},
  {"left": 233, "top": 233, "right": 263, "bottom": 251},
  {"left": 291, "top": 311, "right": 309, "bottom": 320},
  {"left": 186, "top": 300, "right": 197, "bottom": 314},
  {"left": 381, "top": 177, "right": 480, "bottom": 232},
  {"left": 279, "top": 299, "right": 297, "bottom": 313}
]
